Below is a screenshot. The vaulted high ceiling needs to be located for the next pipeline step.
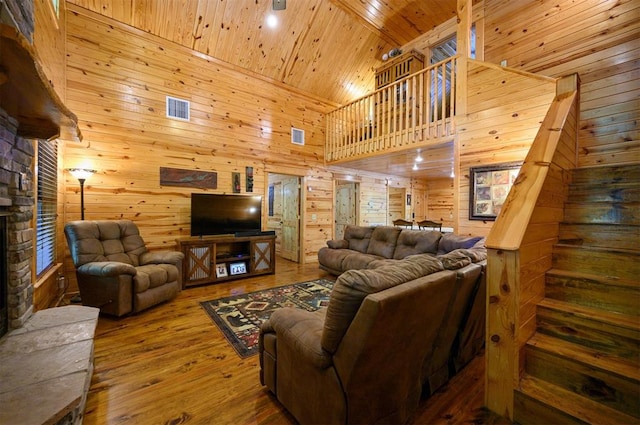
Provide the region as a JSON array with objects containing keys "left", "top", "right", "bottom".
[{"left": 67, "top": 0, "right": 458, "bottom": 105}]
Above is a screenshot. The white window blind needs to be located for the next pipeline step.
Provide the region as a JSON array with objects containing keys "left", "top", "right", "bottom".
[{"left": 36, "top": 140, "right": 57, "bottom": 276}]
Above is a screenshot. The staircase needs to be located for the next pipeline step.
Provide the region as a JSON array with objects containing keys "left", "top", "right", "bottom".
[{"left": 514, "top": 164, "right": 640, "bottom": 424}]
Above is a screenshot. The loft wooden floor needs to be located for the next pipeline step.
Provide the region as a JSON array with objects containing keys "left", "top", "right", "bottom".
[{"left": 82, "top": 257, "right": 508, "bottom": 425}]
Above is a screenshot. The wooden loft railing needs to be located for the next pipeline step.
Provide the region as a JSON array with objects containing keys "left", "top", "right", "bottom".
[
  {"left": 326, "top": 56, "right": 457, "bottom": 163},
  {"left": 483, "top": 74, "right": 580, "bottom": 420}
]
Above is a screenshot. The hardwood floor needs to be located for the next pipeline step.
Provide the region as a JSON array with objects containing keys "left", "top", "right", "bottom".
[{"left": 82, "top": 257, "right": 508, "bottom": 424}]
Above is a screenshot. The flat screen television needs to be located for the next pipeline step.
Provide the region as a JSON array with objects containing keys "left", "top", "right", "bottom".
[{"left": 191, "top": 193, "right": 262, "bottom": 236}]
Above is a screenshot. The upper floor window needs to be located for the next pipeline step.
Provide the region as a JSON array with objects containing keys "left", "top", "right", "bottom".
[
  {"left": 36, "top": 140, "right": 57, "bottom": 276},
  {"left": 49, "top": 0, "right": 60, "bottom": 19}
]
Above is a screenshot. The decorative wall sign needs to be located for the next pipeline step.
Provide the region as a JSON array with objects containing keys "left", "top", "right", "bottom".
[
  {"left": 232, "top": 172, "right": 241, "bottom": 193},
  {"left": 159, "top": 167, "right": 217, "bottom": 189},
  {"left": 469, "top": 162, "right": 521, "bottom": 220},
  {"left": 246, "top": 167, "right": 254, "bottom": 192}
]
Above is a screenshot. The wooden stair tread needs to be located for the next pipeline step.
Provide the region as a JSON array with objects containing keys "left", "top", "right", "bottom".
[
  {"left": 518, "top": 373, "right": 639, "bottom": 425},
  {"left": 546, "top": 268, "right": 639, "bottom": 289},
  {"left": 527, "top": 332, "right": 640, "bottom": 382},
  {"left": 538, "top": 298, "right": 640, "bottom": 330},
  {"left": 554, "top": 243, "right": 640, "bottom": 255}
]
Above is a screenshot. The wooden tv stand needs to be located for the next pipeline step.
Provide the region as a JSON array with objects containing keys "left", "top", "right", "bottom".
[{"left": 176, "top": 234, "right": 276, "bottom": 288}]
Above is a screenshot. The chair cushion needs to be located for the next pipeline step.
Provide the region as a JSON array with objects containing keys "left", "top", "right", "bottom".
[
  {"left": 134, "top": 264, "right": 179, "bottom": 292},
  {"left": 366, "top": 226, "right": 402, "bottom": 258},
  {"left": 64, "top": 220, "right": 148, "bottom": 266},
  {"left": 393, "top": 230, "right": 442, "bottom": 259}
]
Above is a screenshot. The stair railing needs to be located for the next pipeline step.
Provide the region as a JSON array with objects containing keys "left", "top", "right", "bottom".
[
  {"left": 483, "top": 74, "right": 580, "bottom": 420},
  {"left": 326, "top": 56, "right": 458, "bottom": 163}
]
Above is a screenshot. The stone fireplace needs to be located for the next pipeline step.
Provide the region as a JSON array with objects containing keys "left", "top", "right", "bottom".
[
  {"left": 0, "top": 213, "right": 7, "bottom": 338},
  {"left": 0, "top": 108, "right": 35, "bottom": 334}
]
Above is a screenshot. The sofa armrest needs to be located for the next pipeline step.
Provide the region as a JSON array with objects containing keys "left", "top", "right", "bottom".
[
  {"left": 326, "top": 239, "right": 349, "bottom": 249},
  {"left": 262, "top": 307, "right": 333, "bottom": 369},
  {"left": 140, "top": 251, "right": 184, "bottom": 266},
  {"left": 77, "top": 261, "right": 136, "bottom": 277}
]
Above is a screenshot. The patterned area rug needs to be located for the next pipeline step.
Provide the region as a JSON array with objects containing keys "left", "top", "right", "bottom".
[{"left": 200, "top": 278, "right": 334, "bottom": 358}]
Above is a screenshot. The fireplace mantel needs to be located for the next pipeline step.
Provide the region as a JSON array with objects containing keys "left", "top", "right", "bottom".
[{"left": 0, "top": 23, "right": 81, "bottom": 142}]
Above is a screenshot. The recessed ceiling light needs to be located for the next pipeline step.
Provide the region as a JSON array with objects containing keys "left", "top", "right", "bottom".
[{"left": 266, "top": 14, "right": 278, "bottom": 28}]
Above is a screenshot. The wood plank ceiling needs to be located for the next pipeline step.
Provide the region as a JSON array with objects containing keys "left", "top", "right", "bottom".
[{"left": 66, "top": 0, "right": 459, "bottom": 179}]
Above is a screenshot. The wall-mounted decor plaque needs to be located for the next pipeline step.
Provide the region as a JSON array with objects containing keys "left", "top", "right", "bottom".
[{"left": 160, "top": 167, "right": 217, "bottom": 189}]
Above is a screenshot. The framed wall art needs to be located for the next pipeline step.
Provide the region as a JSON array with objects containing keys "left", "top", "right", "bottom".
[
  {"left": 469, "top": 162, "right": 521, "bottom": 220},
  {"left": 216, "top": 264, "right": 228, "bottom": 278}
]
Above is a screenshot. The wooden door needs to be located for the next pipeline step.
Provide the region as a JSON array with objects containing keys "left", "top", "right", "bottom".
[
  {"left": 280, "top": 176, "right": 300, "bottom": 262},
  {"left": 413, "top": 188, "right": 427, "bottom": 221},
  {"left": 335, "top": 182, "right": 358, "bottom": 239},
  {"left": 388, "top": 187, "right": 406, "bottom": 224}
]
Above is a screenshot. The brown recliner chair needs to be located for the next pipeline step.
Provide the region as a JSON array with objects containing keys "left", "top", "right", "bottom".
[
  {"left": 64, "top": 220, "right": 183, "bottom": 316},
  {"left": 259, "top": 256, "right": 459, "bottom": 424}
]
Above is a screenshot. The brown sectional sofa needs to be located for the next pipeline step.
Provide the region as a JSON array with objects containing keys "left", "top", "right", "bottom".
[
  {"left": 258, "top": 225, "right": 487, "bottom": 424},
  {"left": 317, "top": 225, "right": 484, "bottom": 275}
]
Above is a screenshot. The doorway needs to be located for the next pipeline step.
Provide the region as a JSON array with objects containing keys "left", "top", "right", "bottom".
[
  {"left": 267, "top": 173, "right": 301, "bottom": 263},
  {"left": 335, "top": 181, "right": 359, "bottom": 239},
  {"left": 388, "top": 187, "right": 407, "bottom": 224}
]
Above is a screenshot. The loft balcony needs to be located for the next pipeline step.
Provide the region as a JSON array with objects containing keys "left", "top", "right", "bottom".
[{"left": 326, "top": 56, "right": 456, "bottom": 167}]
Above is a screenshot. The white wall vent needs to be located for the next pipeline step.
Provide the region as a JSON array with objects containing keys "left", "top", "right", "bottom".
[
  {"left": 166, "top": 96, "right": 190, "bottom": 121},
  {"left": 291, "top": 127, "right": 305, "bottom": 145}
]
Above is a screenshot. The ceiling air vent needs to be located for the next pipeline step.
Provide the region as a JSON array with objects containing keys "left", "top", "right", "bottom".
[
  {"left": 166, "top": 96, "right": 190, "bottom": 121},
  {"left": 291, "top": 127, "right": 305, "bottom": 145}
]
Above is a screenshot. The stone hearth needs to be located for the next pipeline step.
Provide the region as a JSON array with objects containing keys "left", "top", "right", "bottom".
[{"left": 0, "top": 305, "right": 99, "bottom": 424}]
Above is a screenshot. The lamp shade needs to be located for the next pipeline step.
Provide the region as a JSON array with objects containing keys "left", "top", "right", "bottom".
[{"left": 68, "top": 168, "right": 96, "bottom": 180}]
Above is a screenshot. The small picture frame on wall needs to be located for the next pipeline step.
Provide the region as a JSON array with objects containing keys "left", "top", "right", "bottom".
[
  {"left": 232, "top": 172, "right": 241, "bottom": 193},
  {"left": 246, "top": 167, "right": 254, "bottom": 192},
  {"left": 469, "top": 162, "right": 521, "bottom": 221}
]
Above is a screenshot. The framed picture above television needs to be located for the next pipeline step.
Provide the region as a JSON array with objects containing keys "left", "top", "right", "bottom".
[{"left": 469, "top": 162, "right": 521, "bottom": 220}]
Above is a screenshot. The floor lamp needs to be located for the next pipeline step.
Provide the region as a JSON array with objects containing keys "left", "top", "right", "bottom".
[
  {"left": 68, "top": 168, "right": 96, "bottom": 220},
  {"left": 67, "top": 168, "right": 96, "bottom": 304}
]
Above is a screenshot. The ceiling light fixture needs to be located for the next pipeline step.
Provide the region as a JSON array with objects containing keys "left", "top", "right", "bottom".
[
  {"left": 266, "top": 14, "right": 278, "bottom": 28},
  {"left": 412, "top": 163, "right": 418, "bottom": 171},
  {"left": 415, "top": 149, "right": 423, "bottom": 162}
]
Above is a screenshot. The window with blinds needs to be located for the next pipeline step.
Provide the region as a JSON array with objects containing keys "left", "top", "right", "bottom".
[{"left": 36, "top": 140, "right": 57, "bottom": 276}]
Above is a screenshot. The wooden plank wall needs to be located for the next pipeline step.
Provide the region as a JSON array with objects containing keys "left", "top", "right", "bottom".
[
  {"left": 426, "top": 177, "right": 454, "bottom": 226},
  {"left": 60, "top": 5, "right": 413, "bottom": 292},
  {"left": 484, "top": 0, "right": 639, "bottom": 168},
  {"left": 61, "top": 5, "right": 336, "bottom": 288},
  {"left": 457, "top": 61, "right": 557, "bottom": 237}
]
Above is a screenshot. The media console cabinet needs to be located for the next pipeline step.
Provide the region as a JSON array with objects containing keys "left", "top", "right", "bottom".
[{"left": 176, "top": 234, "right": 276, "bottom": 288}]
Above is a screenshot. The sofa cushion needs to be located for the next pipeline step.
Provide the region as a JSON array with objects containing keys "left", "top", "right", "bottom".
[
  {"left": 327, "top": 239, "right": 349, "bottom": 249},
  {"left": 393, "top": 230, "right": 442, "bottom": 259},
  {"left": 452, "top": 247, "right": 487, "bottom": 263},
  {"left": 341, "top": 252, "right": 382, "bottom": 270},
  {"left": 322, "top": 254, "right": 443, "bottom": 354},
  {"left": 344, "top": 225, "right": 375, "bottom": 253},
  {"left": 437, "top": 250, "right": 472, "bottom": 270},
  {"left": 317, "top": 248, "right": 354, "bottom": 272},
  {"left": 366, "top": 226, "right": 402, "bottom": 258},
  {"left": 437, "top": 234, "right": 484, "bottom": 255}
]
